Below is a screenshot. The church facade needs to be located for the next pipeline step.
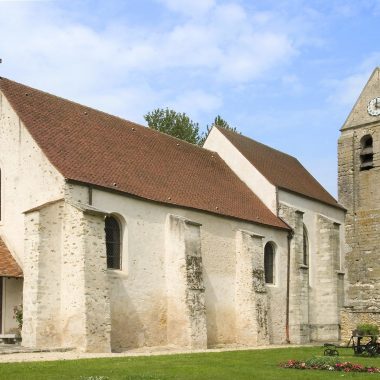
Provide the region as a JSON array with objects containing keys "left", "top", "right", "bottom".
[
  {"left": 338, "top": 67, "right": 380, "bottom": 340},
  {"left": 0, "top": 76, "right": 345, "bottom": 352}
]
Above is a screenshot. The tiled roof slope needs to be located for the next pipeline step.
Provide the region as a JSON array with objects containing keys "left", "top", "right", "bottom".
[
  {"left": 0, "top": 77, "right": 288, "bottom": 230},
  {"left": 216, "top": 127, "right": 343, "bottom": 209},
  {"left": 0, "top": 237, "right": 23, "bottom": 277}
]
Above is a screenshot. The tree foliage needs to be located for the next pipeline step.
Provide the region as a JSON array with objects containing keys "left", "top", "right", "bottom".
[
  {"left": 199, "top": 115, "right": 239, "bottom": 146},
  {"left": 144, "top": 108, "right": 201, "bottom": 145},
  {"left": 144, "top": 108, "right": 239, "bottom": 146}
]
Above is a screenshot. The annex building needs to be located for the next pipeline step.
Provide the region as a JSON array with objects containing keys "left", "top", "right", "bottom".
[{"left": 0, "top": 75, "right": 349, "bottom": 352}]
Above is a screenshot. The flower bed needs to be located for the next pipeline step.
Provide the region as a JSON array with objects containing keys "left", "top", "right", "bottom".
[{"left": 280, "top": 356, "right": 380, "bottom": 373}]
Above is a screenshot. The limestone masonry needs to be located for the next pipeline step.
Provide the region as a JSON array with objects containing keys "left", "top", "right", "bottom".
[
  {"left": 338, "top": 67, "right": 380, "bottom": 340},
  {"left": 0, "top": 69, "right": 376, "bottom": 352}
]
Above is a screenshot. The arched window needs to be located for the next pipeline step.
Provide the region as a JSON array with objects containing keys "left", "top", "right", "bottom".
[
  {"left": 360, "top": 135, "right": 374, "bottom": 170},
  {"left": 303, "top": 225, "right": 309, "bottom": 266},
  {"left": 264, "top": 242, "right": 275, "bottom": 284},
  {"left": 105, "top": 216, "right": 121, "bottom": 269}
]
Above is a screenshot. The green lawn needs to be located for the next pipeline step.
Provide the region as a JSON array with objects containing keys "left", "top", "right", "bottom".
[{"left": 0, "top": 346, "right": 379, "bottom": 380}]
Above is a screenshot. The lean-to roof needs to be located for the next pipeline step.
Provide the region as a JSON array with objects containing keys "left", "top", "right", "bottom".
[{"left": 0, "top": 238, "right": 23, "bottom": 278}]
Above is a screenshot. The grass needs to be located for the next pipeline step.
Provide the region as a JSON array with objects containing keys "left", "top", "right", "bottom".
[{"left": 0, "top": 346, "right": 379, "bottom": 379}]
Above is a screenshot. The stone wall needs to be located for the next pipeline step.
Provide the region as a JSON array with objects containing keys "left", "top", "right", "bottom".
[
  {"left": 70, "top": 183, "right": 289, "bottom": 350},
  {"left": 338, "top": 69, "right": 380, "bottom": 334},
  {"left": 340, "top": 309, "right": 380, "bottom": 342},
  {"left": 338, "top": 125, "right": 380, "bottom": 313}
]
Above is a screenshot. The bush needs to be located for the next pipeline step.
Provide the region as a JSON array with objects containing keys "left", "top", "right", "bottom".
[
  {"left": 13, "top": 304, "right": 23, "bottom": 331},
  {"left": 305, "top": 356, "right": 340, "bottom": 367},
  {"left": 356, "top": 323, "right": 379, "bottom": 336}
]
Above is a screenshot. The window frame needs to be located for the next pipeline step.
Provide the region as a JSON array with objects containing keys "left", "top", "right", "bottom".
[
  {"left": 264, "top": 241, "right": 276, "bottom": 285},
  {"left": 302, "top": 224, "right": 309, "bottom": 267},
  {"left": 105, "top": 215, "right": 122, "bottom": 270}
]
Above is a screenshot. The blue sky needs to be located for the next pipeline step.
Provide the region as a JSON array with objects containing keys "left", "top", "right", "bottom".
[{"left": 0, "top": 0, "right": 379, "bottom": 196}]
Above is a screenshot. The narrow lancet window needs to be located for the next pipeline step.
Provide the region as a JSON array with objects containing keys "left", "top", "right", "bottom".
[
  {"left": 303, "top": 225, "right": 309, "bottom": 266},
  {"left": 264, "top": 242, "right": 275, "bottom": 284},
  {"left": 105, "top": 216, "right": 121, "bottom": 269}
]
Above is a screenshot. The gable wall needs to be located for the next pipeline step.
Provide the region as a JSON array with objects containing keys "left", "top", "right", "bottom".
[
  {"left": 0, "top": 92, "right": 65, "bottom": 266},
  {"left": 67, "top": 183, "right": 289, "bottom": 350},
  {"left": 203, "top": 128, "right": 277, "bottom": 214}
]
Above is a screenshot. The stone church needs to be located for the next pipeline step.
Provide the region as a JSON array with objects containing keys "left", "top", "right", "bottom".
[
  {"left": 0, "top": 73, "right": 358, "bottom": 353},
  {"left": 339, "top": 67, "right": 380, "bottom": 339}
]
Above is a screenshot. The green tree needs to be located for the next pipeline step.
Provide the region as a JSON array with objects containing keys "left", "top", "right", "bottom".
[
  {"left": 200, "top": 115, "right": 239, "bottom": 145},
  {"left": 144, "top": 108, "right": 201, "bottom": 145}
]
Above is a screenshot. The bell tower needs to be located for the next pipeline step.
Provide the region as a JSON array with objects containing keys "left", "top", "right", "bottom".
[{"left": 338, "top": 67, "right": 380, "bottom": 340}]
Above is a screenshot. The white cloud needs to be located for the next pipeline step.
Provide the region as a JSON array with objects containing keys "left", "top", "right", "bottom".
[
  {"left": 218, "top": 32, "right": 295, "bottom": 82},
  {"left": 156, "top": 0, "right": 216, "bottom": 16},
  {"left": 0, "top": 1, "right": 301, "bottom": 119},
  {"left": 326, "top": 52, "right": 380, "bottom": 106},
  {"left": 167, "top": 90, "right": 222, "bottom": 121}
]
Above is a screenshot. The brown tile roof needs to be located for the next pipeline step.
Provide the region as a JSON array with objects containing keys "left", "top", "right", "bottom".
[
  {"left": 216, "top": 127, "right": 344, "bottom": 209},
  {"left": 0, "top": 237, "right": 23, "bottom": 278},
  {"left": 0, "top": 77, "right": 289, "bottom": 230}
]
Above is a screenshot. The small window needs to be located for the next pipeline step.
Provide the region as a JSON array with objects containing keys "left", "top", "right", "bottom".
[
  {"left": 264, "top": 242, "right": 275, "bottom": 284},
  {"left": 105, "top": 216, "right": 121, "bottom": 269},
  {"left": 303, "top": 225, "right": 309, "bottom": 266},
  {"left": 360, "top": 135, "right": 374, "bottom": 170}
]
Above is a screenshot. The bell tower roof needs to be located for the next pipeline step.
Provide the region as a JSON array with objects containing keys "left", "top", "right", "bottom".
[{"left": 341, "top": 67, "right": 380, "bottom": 131}]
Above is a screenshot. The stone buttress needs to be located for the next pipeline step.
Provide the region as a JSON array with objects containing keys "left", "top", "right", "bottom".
[
  {"left": 165, "top": 214, "right": 207, "bottom": 349},
  {"left": 278, "top": 204, "right": 310, "bottom": 343},
  {"left": 22, "top": 200, "right": 111, "bottom": 352},
  {"left": 312, "top": 216, "right": 341, "bottom": 341},
  {"left": 235, "top": 230, "right": 269, "bottom": 345}
]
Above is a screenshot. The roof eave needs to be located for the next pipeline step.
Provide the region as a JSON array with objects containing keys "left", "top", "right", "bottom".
[
  {"left": 65, "top": 178, "right": 291, "bottom": 231},
  {"left": 277, "top": 186, "right": 347, "bottom": 212}
]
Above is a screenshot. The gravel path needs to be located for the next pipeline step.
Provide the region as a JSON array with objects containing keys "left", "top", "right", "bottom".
[{"left": 0, "top": 343, "right": 315, "bottom": 363}]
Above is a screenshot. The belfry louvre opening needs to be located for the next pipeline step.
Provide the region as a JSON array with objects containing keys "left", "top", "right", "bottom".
[{"left": 360, "top": 135, "right": 374, "bottom": 170}]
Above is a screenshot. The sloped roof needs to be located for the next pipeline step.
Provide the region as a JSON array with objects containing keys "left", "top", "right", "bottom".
[
  {"left": 216, "top": 127, "right": 343, "bottom": 209},
  {"left": 0, "top": 77, "right": 289, "bottom": 230},
  {"left": 0, "top": 238, "right": 23, "bottom": 278}
]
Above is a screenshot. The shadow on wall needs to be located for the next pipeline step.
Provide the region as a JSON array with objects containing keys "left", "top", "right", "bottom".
[
  {"left": 109, "top": 275, "right": 167, "bottom": 351},
  {"left": 203, "top": 270, "right": 217, "bottom": 347}
]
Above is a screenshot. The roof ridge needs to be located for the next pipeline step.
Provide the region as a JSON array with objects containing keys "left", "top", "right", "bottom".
[
  {"left": 0, "top": 76, "right": 218, "bottom": 155},
  {"left": 0, "top": 76, "right": 144, "bottom": 128}
]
